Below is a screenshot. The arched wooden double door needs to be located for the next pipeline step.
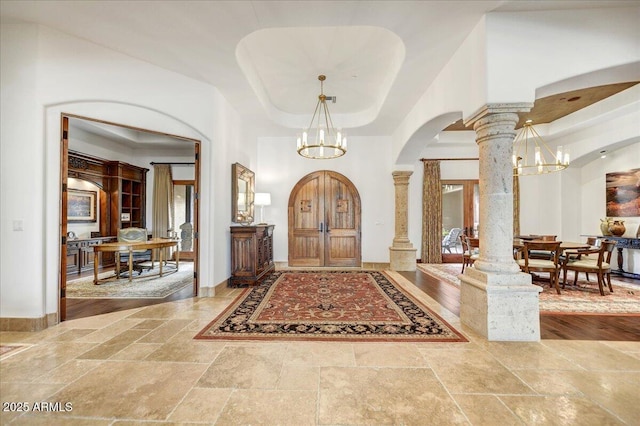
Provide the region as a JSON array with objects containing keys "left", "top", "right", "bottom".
[{"left": 288, "top": 170, "right": 361, "bottom": 267}]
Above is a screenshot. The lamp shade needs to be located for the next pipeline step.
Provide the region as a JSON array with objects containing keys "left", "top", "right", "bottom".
[{"left": 254, "top": 193, "right": 271, "bottom": 206}]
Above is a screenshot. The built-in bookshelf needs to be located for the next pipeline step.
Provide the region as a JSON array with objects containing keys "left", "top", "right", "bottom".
[{"left": 110, "top": 161, "right": 148, "bottom": 231}]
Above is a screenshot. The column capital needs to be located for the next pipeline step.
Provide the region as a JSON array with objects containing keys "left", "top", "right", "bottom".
[
  {"left": 392, "top": 170, "right": 413, "bottom": 184},
  {"left": 463, "top": 103, "right": 533, "bottom": 128}
]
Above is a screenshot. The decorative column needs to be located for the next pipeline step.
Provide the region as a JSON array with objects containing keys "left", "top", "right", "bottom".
[
  {"left": 459, "top": 103, "right": 542, "bottom": 341},
  {"left": 389, "top": 170, "right": 417, "bottom": 271}
]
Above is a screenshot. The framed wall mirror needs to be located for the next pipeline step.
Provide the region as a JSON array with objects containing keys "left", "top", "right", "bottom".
[{"left": 232, "top": 162, "right": 255, "bottom": 223}]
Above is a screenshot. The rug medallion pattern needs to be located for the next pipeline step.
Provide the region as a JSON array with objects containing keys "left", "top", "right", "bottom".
[{"left": 195, "top": 271, "right": 466, "bottom": 342}]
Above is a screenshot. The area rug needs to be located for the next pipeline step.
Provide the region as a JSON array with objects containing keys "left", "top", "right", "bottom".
[
  {"left": 195, "top": 270, "right": 467, "bottom": 342},
  {"left": 66, "top": 263, "right": 193, "bottom": 299},
  {"left": 417, "top": 263, "right": 640, "bottom": 315}
]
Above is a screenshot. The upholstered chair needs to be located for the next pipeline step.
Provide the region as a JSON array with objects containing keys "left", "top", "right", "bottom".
[
  {"left": 561, "top": 240, "right": 616, "bottom": 296},
  {"left": 517, "top": 240, "right": 563, "bottom": 294}
]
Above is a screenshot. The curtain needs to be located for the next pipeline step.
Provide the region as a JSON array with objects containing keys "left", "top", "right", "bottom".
[
  {"left": 421, "top": 160, "right": 442, "bottom": 264},
  {"left": 153, "top": 165, "right": 174, "bottom": 258},
  {"left": 513, "top": 174, "right": 520, "bottom": 236}
]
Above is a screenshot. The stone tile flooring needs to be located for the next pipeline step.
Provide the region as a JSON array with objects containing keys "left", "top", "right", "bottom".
[{"left": 1, "top": 281, "right": 639, "bottom": 425}]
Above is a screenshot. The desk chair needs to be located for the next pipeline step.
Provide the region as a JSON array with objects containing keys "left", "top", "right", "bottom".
[{"left": 117, "top": 228, "right": 152, "bottom": 277}]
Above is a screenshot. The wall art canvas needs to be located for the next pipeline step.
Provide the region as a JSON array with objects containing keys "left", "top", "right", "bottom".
[
  {"left": 68, "top": 189, "right": 97, "bottom": 222},
  {"left": 606, "top": 168, "right": 640, "bottom": 217}
]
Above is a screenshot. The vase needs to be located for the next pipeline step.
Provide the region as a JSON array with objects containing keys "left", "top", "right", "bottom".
[
  {"left": 600, "top": 218, "right": 612, "bottom": 236},
  {"left": 608, "top": 220, "right": 626, "bottom": 237}
]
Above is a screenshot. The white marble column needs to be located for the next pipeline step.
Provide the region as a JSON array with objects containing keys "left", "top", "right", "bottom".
[
  {"left": 459, "top": 103, "right": 542, "bottom": 341},
  {"left": 389, "top": 171, "right": 417, "bottom": 271}
]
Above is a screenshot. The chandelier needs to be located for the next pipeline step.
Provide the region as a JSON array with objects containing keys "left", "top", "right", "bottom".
[
  {"left": 512, "top": 120, "right": 570, "bottom": 176},
  {"left": 297, "top": 75, "right": 347, "bottom": 159}
]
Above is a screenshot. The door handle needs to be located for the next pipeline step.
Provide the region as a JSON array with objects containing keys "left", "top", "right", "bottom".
[
  {"left": 326, "top": 219, "right": 330, "bottom": 233},
  {"left": 319, "top": 222, "right": 324, "bottom": 233}
]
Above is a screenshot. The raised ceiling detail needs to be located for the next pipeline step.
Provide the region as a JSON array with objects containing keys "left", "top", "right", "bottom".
[
  {"left": 445, "top": 81, "right": 639, "bottom": 131},
  {"left": 236, "top": 26, "right": 405, "bottom": 129}
]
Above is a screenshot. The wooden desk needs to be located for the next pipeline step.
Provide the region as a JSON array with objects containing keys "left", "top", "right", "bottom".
[{"left": 93, "top": 238, "right": 179, "bottom": 284}]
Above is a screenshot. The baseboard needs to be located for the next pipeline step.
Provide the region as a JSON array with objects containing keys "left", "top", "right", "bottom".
[
  {"left": 197, "top": 277, "right": 230, "bottom": 298},
  {"left": 275, "top": 261, "right": 390, "bottom": 271},
  {"left": 0, "top": 313, "right": 58, "bottom": 332}
]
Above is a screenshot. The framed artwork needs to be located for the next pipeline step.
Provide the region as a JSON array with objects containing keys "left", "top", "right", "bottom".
[
  {"left": 68, "top": 189, "right": 97, "bottom": 222},
  {"left": 606, "top": 168, "right": 640, "bottom": 217}
]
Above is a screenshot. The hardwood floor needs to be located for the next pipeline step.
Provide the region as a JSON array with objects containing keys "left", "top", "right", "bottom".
[
  {"left": 400, "top": 269, "right": 640, "bottom": 341},
  {"left": 65, "top": 265, "right": 195, "bottom": 320},
  {"left": 66, "top": 285, "right": 194, "bottom": 320}
]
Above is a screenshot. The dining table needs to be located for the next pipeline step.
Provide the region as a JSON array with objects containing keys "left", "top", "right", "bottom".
[
  {"left": 513, "top": 239, "right": 592, "bottom": 251},
  {"left": 512, "top": 238, "right": 592, "bottom": 262}
]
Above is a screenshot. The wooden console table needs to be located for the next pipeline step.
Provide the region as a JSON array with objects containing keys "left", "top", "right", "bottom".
[
  {"left": 92, "top": 238, "right": 180, "bottom": 284},
  {"left": 229, "top": 225, "right": 274, "bottom": 287}
]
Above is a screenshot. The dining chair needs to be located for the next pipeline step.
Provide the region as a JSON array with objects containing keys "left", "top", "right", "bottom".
[
  {"left": 460, "top": 234, "right": 480, "bottom": 273},
  {"left": 561, "top": 236, "right": 600, "bottom": 281},
  {"left": 561, "top": 239, "right": 616, "bottom": 296},
  {"left": 516, "top": 240, "right": 563, "bottom": 294},
  {"left": 461, "top": 236, "right": 480, "bottom": 273}
]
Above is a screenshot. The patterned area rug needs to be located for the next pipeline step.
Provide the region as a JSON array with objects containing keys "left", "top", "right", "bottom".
[
  {"left": 66, "top": 263, "right": 193, "bottom": 299},
  {"left": 195, "top": 270, "right": 467, "bottom": 342},
  {"left": 417, "top": 263, "right": 640, "bottom": 314}
]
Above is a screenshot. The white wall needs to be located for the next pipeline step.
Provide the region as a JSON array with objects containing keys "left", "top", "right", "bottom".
[
  {"left": 1, "top": 23, "right": 251, "bottom": 320},
  {"left": 393, "top": 7, "right": 639, "bottom": 167},
  {"left": 257, "top": 136, "right": 394, "bottom": 263},
  {"left": 580, "top": 143, "right": 640, "bottom": 274}
]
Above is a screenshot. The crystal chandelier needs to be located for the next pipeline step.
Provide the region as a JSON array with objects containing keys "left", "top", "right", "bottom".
[
  {"left": 512, "top": 120, "right": 570, "bottom": 176},
  {"left": 297, "top": 75, "right": 347, "bottom": 159}
]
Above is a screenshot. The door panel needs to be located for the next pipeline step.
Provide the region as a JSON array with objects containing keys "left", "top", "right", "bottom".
[
  {"left": 325, "top": 172, "right": 360, "bottom": 266},
  {"left": 289, "top": 171, "right": 361, "bottom": 267},
  {"left": 289, "top": 174, "right": 324, "bottom": 266}
]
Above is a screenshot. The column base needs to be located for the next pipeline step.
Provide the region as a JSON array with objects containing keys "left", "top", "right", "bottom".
[
  {"left": 389, "top": 246, "right": 417, "bottom": 271},
  {"left": 459, "top": 267, "right": 541, "bottom": 341}
]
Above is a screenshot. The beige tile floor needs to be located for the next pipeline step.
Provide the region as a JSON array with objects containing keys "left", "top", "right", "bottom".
[{"left": 1, "top": 279, "right": 639, "bottom": 425}]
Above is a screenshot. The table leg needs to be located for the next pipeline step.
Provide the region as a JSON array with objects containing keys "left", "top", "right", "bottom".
[
  {"left": 128, "top": 249, "right": 133, "bottom": 282},
  {"left": 93, "top": 251, "right": 99, "bottom": 285},
  {"left": 159, "top": 248, "right": 164, "bottom": 277},
  {"left": 175, "top": 246, "right": 180, "bottom": 271},
  {"left": 616, "top": 247, "right": 624, "bottom": 272}
]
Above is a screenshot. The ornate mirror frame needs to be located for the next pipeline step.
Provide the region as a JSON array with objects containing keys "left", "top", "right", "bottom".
[{"left": 231, "top": 162, "right": 255, "bottom": 223}]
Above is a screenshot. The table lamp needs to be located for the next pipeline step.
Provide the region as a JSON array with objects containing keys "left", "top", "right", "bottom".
[{"left": 254, "top": 193, "right": 271, "bottom": 225}]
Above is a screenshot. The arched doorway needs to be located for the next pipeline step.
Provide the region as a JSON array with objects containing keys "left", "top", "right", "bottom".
[
  {"left": 288, "top": 170, "right": 361, "bottom": 267},
  {"left": 60, "top": 114, "right": 201, "bottom": 320}
]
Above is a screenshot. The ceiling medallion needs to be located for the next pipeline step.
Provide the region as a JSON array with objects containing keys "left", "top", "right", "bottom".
[{"left": 297, "top": 75, "right": 347, "bottom": 159}]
